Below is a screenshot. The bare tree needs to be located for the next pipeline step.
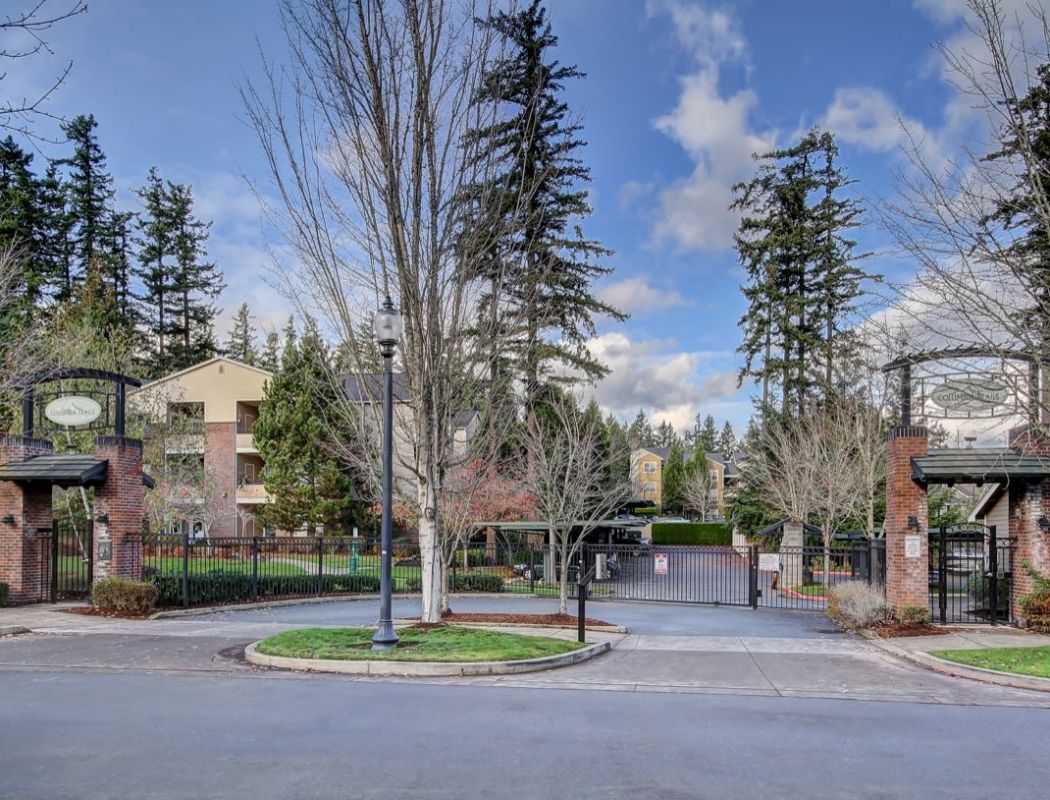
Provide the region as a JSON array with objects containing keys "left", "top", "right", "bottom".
[
  {"left": 878, "top": 0, "right": 1050, "bottom": 434},
  {"left": 518, "top": 392, "right": 632, "bottom": 614},
  {"left": 242, "top": 0, "right": 527, "bottom": 622},
  {"left": 1, "top": 1, "right": 87, "bottom": 140},
  {"left": 680, "top": 462, "right": 714, "bottom": 521}
]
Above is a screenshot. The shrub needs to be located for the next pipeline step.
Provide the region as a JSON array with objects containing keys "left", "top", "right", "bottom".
[
  {"left": 453, "top": 549, "right": 487, "bottom": 568},
  {"left": 827, "top": 580, "right": 889, "bottom": 630},
  {"left": 149, "top": 572, "right": 381, "bottom": 607},
  {"left": 895, "top": 604, "right": 930, "bottom": 624},
  {"left": 0, "top": 581, "right": 8, "bottom": 605},
  {"left": 450, "top": 573, "right": 504, "bottom": 592},
  {"left": 92, "top": 578, "right": 159, "bottom": 614},
  {"left": 650, "top": 522, "right": 731, "bottom": 546}
]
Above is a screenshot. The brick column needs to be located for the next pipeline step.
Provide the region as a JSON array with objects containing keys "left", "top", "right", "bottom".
[
  {"left": 0, "top": 436, "right": 54, "bottom": 603},
  {"left": 1007, "top": 425, "right": 1050, "bottom": 622},
  {"left": 92, "top": 436, "right": 144, "bottom": 582},
  {"left": 885, "top": 426, "right": 929, "bottom": 613}
]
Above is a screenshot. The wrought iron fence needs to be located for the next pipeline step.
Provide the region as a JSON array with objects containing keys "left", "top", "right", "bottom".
[
  {"left": 40, "top": 518, "right": 93, "bottom": 602},
  {"left": 928, "top": 524, "right": 1012, "bottom": 625}
]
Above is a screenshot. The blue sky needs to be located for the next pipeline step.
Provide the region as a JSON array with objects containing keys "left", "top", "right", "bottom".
[{"left": 6, "top": 0, "right": 982, "bottom": 432}]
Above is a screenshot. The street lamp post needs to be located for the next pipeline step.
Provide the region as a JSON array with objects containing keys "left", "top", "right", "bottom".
[{"left": 372, "top": 295, "right": 403, "bottom": 651}]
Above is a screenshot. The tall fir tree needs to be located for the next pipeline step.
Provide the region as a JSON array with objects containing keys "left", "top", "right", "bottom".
[
  {"left": 697, "top": 414, "right": 718, "bottom": 451},
  {"left": 225, "top": 302, "right": 257, "bottom": 365},
  {"left": 133, "top": 167, "right": 174, "bottom": 375},
  {"left": 0, "top": 137, "right": 46, "bottom": 317},
  {"left": 716, "top": 420, "right": 737, "bottom": 456},
  {"left": 466, "top": 0, "right": 625, "bottom": 408},
  {"left": 61, "top": 114, "right": 115, "bottom": 293},
  {"left": 662, "top": 441, "right": 686, "bottom": 514},
  {"left": 258, "top": 329, "right": 281, "bottom": 373},
  {"left": 627, "top": 408, "right": 655, "bottom": 448},
  {"left": 654, "top": 419, "right": 678, "bottom": 448}
]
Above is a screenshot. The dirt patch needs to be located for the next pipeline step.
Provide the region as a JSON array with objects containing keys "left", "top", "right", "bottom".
[
  {"left": 872, "top": 621, "right": 963, "bottom": 637},
  {"left": 438, "top": 611, "right": 614, "bottom": 628},
  {"left": 60, "top": 605, "right": 153, "bottom": 621}
]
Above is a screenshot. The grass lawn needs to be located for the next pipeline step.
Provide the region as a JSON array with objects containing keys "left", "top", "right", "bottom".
[
  {"left": 255, "top": 625, "right": 584, "bottom": 662},
  {"left": 931, "top": 646, "right": 1050, "bottom": 679},
  {"left": 793, "top": 584, "right": 829, "bottom": 596}
]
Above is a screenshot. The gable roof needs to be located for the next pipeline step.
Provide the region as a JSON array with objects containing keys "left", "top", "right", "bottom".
[
  {"left": 634, "top": 446, "right": 739, "bottom": 473},
  {"left": 137, "top": 357, "right": 273, "bottom": 390},
  {"left": 340, "top": 372, "right": 411, "bottom": 403}
]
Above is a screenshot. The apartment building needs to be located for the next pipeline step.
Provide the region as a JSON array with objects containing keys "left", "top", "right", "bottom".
[
  {"left": 630, "top": 446, "right": 740, "bottom": 520},
  {"left": 132, "top": 357, "right": 274, "bottom": 538}
]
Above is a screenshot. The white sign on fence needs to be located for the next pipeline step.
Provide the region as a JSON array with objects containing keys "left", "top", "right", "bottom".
[
  {"left": 654, "top": 552, "right": 669, "bottom": 576},
  {"left": 758, "top": 553, "right": 780, "bottom": 572}
]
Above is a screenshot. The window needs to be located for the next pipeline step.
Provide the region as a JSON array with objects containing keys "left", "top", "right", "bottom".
[
  {"left": 643, "top": 481, "right": 657, "bottom": 493},
  {"left": 643, "top": 462, "right": 657, "bottom": 474}
]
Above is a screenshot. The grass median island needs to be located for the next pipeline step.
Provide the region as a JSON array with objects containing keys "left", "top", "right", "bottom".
[
  {"left": 931, "top": 646, "right": 1050, "bottom": 679},
  {"left": 255, "top": 625, "right": 585, "bottom": 663}
]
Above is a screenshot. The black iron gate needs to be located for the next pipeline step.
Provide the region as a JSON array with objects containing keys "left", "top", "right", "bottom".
[
  {"left": 929, "top": 524, "right": 1012, "bottom": 625},
  {"left": 45, "top": 518, "right": 94, "bottom": 602}
]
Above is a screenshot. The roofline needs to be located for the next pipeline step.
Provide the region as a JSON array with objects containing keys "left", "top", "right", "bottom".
[{"left": 133, "top": 356, "right": 274, "bottom": 391}]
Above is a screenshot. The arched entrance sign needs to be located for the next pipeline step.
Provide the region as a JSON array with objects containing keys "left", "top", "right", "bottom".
[
  {"left": 13, "top": 368, "right": 142, "bottom": 438},
  {"left": 881, "top": 347, "right": 1042, "bottom": 426}
]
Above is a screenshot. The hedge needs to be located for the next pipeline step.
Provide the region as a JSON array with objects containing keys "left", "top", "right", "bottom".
[
  {"left": 149, "top": 571, "right": 381, "bottom": 607},
  {"left": 650, "top": 522, "right": 732, "bottom": 546},
  {"left": 92, "top": 577, "right": 159, "bottom": 614},
  {"left": 409, "top": 573, "right": 504, "bottom": 593}
]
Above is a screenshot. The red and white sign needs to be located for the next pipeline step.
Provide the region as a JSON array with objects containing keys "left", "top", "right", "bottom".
[{"left": 654, "top": 552, "right": 669, "bottom": 576}]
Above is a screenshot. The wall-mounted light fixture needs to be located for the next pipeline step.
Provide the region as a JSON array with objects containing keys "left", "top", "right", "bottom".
[
  {"left": 96, "top": 513, "right": 110, "bottom": 525},
  {"left": 907, "top": 515, "right": 921, "bottom": 531},
  {"left": 1038, "top": 515, "right": 1050, "bottom": 532},
  {"left": 1, "top": 514, "right": 15, "bottom": 525}
]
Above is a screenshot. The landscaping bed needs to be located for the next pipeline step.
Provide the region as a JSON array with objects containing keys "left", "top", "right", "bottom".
[
  {"left": 930, "top": 645, "right": 1050, "bottom": 679},
  {"left": 254, "top": 625, "right": 584, "bottom": 663},
  {"left": 871, "top": 620, "right": 960, "bottom": 637},
  {"left": 61, "top": 605, "right": 153, "bottom": 621}
]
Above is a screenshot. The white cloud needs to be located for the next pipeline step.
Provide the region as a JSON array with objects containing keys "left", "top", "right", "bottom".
[
  {"left": 598, "top": 275, "right": 690, "bottom": 316},
  {"left": 584, "top": 331, "right": 741, "bottom": 430},
  {"left": 647, "top": 2, "right": 776, "bottom": 252}
]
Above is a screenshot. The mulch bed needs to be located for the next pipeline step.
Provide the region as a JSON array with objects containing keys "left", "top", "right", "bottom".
[
  {"left": 872, "top": 620, "right": 961, "bottom": 638},
  {"left": 59, "top": 605, "right": 153, "bottom": 621},
  {"left": 438, "top": 611, "right": 614, "bottom": 628}
]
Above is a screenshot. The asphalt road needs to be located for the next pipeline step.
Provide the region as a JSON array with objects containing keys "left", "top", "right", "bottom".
[{"left": 2, "top": 597, "right": 1050, "bottom": 799}]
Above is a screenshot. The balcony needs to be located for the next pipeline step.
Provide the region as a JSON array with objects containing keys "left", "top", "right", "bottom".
[
  {"left": 235, "top": 432, "right": 257, "bottom": 452},
  {"left": 236, "top": 474, "right": 271, "bottom": 503}
]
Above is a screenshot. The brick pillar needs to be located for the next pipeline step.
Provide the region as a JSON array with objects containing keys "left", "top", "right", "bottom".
[
  {"left": 885, "top": 426, "right": 929, "bottom": 613},
  {"left": 1007, "top": 425, "right": 1050, "bottom": 622},
  {"left": 92, "top": 436, "right": 144, "bottom": 582},
  {"left": 0, "top": 436, "right": 54, "bottom": 603}
]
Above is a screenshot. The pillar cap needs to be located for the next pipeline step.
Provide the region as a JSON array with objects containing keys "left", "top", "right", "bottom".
[
  {"left": 94, "top": 435, "right": 143, "bottom": 451},
  {"left": 887, "top": 425, "right": 928, "bottom": 441},
  {"left": 0, "top": 435, "right": 53, "bottom": 451}
]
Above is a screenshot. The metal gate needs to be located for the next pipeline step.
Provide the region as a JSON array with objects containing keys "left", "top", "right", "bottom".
[
  {"left": 929, "top": 524, "right": 1012, "bottom": 625},
  {"left": 45, "top": 518, "right": 94, "bottom": 602}
]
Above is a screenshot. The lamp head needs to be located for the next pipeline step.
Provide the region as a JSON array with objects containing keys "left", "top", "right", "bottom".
[{"left": 374, "top": 296, "right": 403, "bottom": 350}]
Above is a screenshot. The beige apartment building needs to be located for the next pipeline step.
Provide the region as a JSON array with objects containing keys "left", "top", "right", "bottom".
[
  {"left": 132, "top": 357, "right": 273, "bottom": 538},
  {"left": 630, "top": 446, "right": 740, "bottom": 520}
]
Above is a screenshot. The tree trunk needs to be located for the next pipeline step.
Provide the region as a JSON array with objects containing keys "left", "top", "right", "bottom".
[
  {"left": 823, "top": 539, "right": 831, "bottom": 593},
  {"left": 417, "top": 477, "right": 443, "bottom": 623},
  {"left": 558, "top": 541, "right": 569, "bottom": 616}
]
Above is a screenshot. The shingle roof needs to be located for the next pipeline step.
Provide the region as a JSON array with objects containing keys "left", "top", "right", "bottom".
[
  {"left": 340, "top": 372, "right": 411, "bottom": 403},
  {"left": 912, "top": 449, "right": 1050, "bottom": 484},
  {"left": 0, "top": 453, "right": 155, "bottom": 489}
]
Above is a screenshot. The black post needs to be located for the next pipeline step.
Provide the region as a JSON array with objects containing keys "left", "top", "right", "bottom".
[
  {"left": 50, "top": 521, "right": 59, "bottom": 603},
  {"left": 900, "top": 363, "right": 912, "bottom": 427},
  {"left": 317, "top": 536, "right": 324, "bottom": 596},
  {"left": 749, "top": 545, "right": 759, "bottom": 609},
  {"left": 181, "top": 529, "right": 190, "bottom": 609},
  {"left": 529, "top": 547, "right": 536, "bottom": 593},
  {"left": 21, "top": 387, "right": 33, "bottom": 438},
  {"left": 938, "top": 525, "right": 947, "bottom": 624},
  {"left": 577, "top": 576, "right": 587, "bottom": 644},
  {"left": 988, "top": 525, "right": 999, "bottom": 627},
  {"left": 372, "top": 299, "right": 400, "bottom": 650},
  {"left": 115, "top": 383, "right": 126, "bottom": 437},
  {"left": 251, "top": 536, "right": 259, "bottom": 602}
]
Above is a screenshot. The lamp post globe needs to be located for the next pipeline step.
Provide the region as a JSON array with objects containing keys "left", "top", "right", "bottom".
[{"left": 372, "top": 295, "right": 402, "bottom": 650}]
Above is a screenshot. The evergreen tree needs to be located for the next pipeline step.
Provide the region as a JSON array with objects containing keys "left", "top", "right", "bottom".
[
  {"left": 716, "top": 421, "right": 737, "bottom": 455},
  {"left": 604, "top": 413, "right": 631, "bottom": 490},
  {"left": 133, "top": 168, "right": 174, "bottom": 375},
  {"left": 698, "top": 414, "right": 718, "bottom": 451},
  {"left": 254, "top": 321, "right": 353, "bottom": 534},
  {"left": 732, "top": 128, "right": 871, "bottom": 415},
  {"left": 166, "top": 181, "right": 223, "bottom": 370},
  {"left": 101, "top": 208, "right": 136, "bottom": 332},
  {"left": 225, "top": 302, "right": 257, "bottom": 364},
  {"left": 654, "top": 419, "right": 678, "bottom": 448},
  {"left": 466, "top": 0, "right": 625, "bottom": 408},
  {"left": 37, "top": 162, "right": 74, "bottom": 302},
  {"left": 258, "top": 330, "right": 281, "bottom": 373},
  {"left": 662, "top": 441, "right": 686, "bottom": 514},
  {"left": 627, "top": 408, "right": 654, "bottom": 448},
  {"left": 61, "top": 114, "right": 115, "bottom": 289}
]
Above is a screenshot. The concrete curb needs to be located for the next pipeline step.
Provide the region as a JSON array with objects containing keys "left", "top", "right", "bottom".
[
  {"left": 392, "top": 618, "right": 628, "bottom": 634},
  {"left": 865, "top": 633, "right": 1050, "bottom": 693},
  {"left": 244, "top": 638, "right": 610, "bottom": 677},
  {"left": 149, "top": 592, "right": 539, "bottom": 619},
  {"left": 0, "top": 625, "right": 30, "bottom": 637}
]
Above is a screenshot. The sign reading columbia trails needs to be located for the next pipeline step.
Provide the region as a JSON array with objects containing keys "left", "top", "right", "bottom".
[
  {"left": 43, "top": 395, "right": 104, "bottom": 428},
  {"left": 924, "top": 376, "right": 1014, "bottom": 417}
]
